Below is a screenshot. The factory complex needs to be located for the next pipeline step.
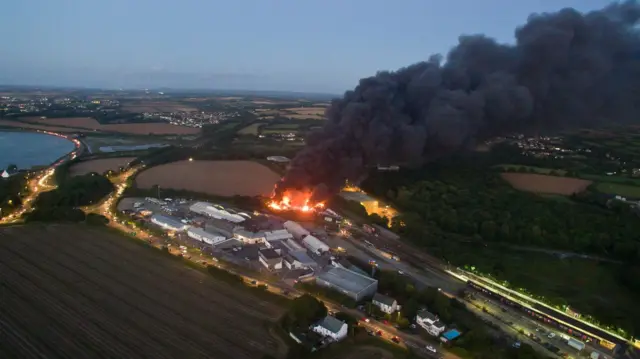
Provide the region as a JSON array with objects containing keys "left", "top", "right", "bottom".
[{"left": 118, "top": 196, "right": 380, "bottom": 289}]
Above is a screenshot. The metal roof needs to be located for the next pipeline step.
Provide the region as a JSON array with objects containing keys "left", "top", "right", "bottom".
[
  {"left": 151, "top": 214, "right": 186, "bottom": 229},
  {"left": 317, "top": 267, "right": 377, "bottom": 294},
  {"left": 373, "top": 293, "right": 396, "bottom": 307},
  {"left": 289, "top": 250, "right": 316, "bottom": 265},
  {"left": 316, "top": 316, "right": 346, "bottom": 334},
  {"left": 259, "top": 248, "right": 281, "bottom": 260}
]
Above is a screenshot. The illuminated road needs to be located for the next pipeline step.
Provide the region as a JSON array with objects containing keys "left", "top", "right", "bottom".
[{"left": 1, "top": 134, "right": 81, "bottom": 224}]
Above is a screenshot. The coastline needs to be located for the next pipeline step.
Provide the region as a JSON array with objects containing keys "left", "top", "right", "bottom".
[{"left": 0, "top": 129, "right": 83, "bottom": 171}]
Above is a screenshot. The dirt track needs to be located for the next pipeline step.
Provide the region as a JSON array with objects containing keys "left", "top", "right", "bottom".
[
  {"left": 0, "top": 224, "right": 286, "bottom": 358},
  {"left": 135, "top": 160, "right": 280, "bottom": 196},
  {"left": 501, "top": 173, "right": 592, "bottom": 195}
]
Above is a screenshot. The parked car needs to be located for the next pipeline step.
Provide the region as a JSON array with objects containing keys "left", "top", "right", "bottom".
[
  {"left": 376, "top": 330, "right": 383, "bottom": 337},
  {"left": 391, "top": 336, "right": 400, "bottom": 344},
  {"left": 548, "top": 333, "right": 556, "bottom": 339},
  {"left": 425, "top": 345, "right": 437, "bottom": 353}
]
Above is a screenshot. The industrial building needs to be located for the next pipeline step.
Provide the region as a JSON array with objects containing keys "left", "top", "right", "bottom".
[
  {"left": 233, "top": 228, "right": 265, "bottom": 244},
  {"left": 283, "top": 221, "right": 310, "bottom": 240},
  {"left": 264, "top": 229, "right": 293, "bottom": 242},
  {"left": 282, "top": 238, "right": 304, "bottom": 252},
  {"left": 150, "top": 214, "right": 189, "bottom": 232},
  {"left": 258, "top": 248, "right": 282, "bottom": 270},
  {"left": 316, "top": 267, "right": 378, "bottom": 301},
  {"left": 302, "top": 235, "right": 330, "bottom": 255},
  {"left": 204, "top": 218, "right": 236, "bottom": 237},
  {"left": 187, "top": 227, "right": 229, "bottom": 246},
  {"left": 283, "top": 250, "right": 317, "bottom": 269},
  {"left": 266, "top": 156, "right": 290, "bottom": 163},
  {"left": 189, "top": 202, "right": 246, "bottom": 223}
]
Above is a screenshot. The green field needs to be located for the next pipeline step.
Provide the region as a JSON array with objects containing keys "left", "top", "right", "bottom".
[
  {"left": 596, "top": 182, "right": 640, "bottom": 197},
  {"left": 579, "top": 174, "right": 640, "bottom": 186},
  {"left": 237, "top": 123, "right": 264, "bottom": 135},
  {"left": 262, "top": 128, "right": 299, "bottom": 134},
  {"left": 495, "top": 164, "right": 567, "bottom": 175},
  {"left": 266, "top": 123, "right": 301, "bottom": 130}
]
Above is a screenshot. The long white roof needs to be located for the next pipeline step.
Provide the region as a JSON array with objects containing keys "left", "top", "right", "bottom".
[{"left": 190, "top": 202, "right": 245, "bottom": 223}]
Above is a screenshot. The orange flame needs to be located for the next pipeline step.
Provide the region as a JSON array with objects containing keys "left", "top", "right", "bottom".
[{"left": 268, "top": 189, "right": 324, "bottom": 213}]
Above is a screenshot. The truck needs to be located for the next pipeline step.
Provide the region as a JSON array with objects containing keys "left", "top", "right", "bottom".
[{"left": 567, "top": 338, "right": 585, "bottom": 351}]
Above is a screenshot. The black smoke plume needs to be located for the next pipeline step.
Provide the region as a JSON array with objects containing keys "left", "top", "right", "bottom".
[{"left": 275, "top": 1, "right": 640, "bottom": 201}]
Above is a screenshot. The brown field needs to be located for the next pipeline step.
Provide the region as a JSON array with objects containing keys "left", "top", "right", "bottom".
[
  {"left": 101, "top": 123, "right": 200, "bottom": 135},
  {"left": 0, "top": 224, "right": 286, "bottom": 358},
  {"left": 31, "top": 117, "right": 102, "bottom": 129},
  {"left": 69, "top": 157, "right": 136, "bottom": 176},
  {"left": 0, "top": 120, "right": 92, "bottom": 133},
  {"left": 121, "top": 101, "right": 197, "bottom": 113},
  {"left": 136, "top": 160, "right": 280, "bottom": 196},
  {"left": 23, "top": 117, "right": 200, "bottom": 135},
  {"left": 286, "top": 107, "right": 326, "bottom": 116},
  {"left": 501, "top": 173, "right": 592, "bottom": 195}
]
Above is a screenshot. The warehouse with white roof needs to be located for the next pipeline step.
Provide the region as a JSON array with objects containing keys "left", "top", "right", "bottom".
[
  {"left": 189, "top": 202, "right": 246, "bottom": 223},
  {"left": 150, "top": 214, "right": 189, "bottom": 232},
  {"left": 187, "top": 227, "right": 229, "bottom": 246},
  {"left": 302, "top": 235, "right": 330, "bottom": 255}
]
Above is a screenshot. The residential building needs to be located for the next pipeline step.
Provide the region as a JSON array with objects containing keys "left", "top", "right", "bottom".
[
  {"left": 372, "top": 293, "right": 400, "bottom": 314},
  {"left": 416, "top": 309, "right": 446, "bottom": 336},
  {"left": 258, "top": 248, "right": 282, "bottom": 270},
  {"left": 311, "top": 316, "right": 348, "bottom": 342},
  {"left": 316, "top": 267, "right": 378, "bottom": 301},
  {"left": 150, "top": 214, "right": 189, "bottom": 232}
]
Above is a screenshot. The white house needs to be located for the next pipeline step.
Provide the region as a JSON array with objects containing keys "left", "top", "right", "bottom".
[
  {"left": 312, "top": 316, "right": 348, "bottom": 342},
  {"left": 416, "top": 309, "right": 446, "bottom": 336},
  {"left": 372, "top": 293, "right": 400, "bottom": 314}
]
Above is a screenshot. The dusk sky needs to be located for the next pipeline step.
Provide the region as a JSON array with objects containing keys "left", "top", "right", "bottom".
[{"left": 1, "top": 0, "right": 615, "bottom": 94}]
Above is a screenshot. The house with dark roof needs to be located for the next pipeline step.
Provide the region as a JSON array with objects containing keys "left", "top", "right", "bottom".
[
  {"left": 372, "top": 293, "right": 399, "bottom": 314},
  {"left": 311, "top": 316, "right": 348, "bottom": 342}
]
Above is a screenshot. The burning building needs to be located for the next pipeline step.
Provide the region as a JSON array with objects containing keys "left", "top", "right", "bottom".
[
  {"left": 268, "top": 189, "right": 325, "bottom": 213},
  {"left": 271, "top": 2, "right": 640, "bottom": 202}
]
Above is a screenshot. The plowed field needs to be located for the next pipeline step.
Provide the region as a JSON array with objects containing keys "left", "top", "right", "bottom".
[
  {"left": 501, "top": 173, "right": 592, "bottom": 195},
  {"left": 0, "top": 224, "right": 287, "bottom": 358},
  {"left": 135, "top": 160, "right": 280, "bottom": 196}
]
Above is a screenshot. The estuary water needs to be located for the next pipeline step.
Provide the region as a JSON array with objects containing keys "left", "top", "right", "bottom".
[{"left": 0, "top": 131, "right": 75, "bottom": 170}]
